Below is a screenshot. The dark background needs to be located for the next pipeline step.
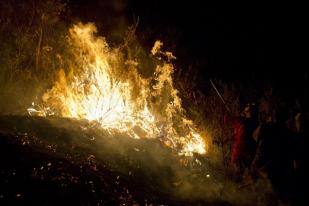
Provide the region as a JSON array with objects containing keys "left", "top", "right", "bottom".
[{"left": 68, "top": 0, "right": 306, "bottom": 101}]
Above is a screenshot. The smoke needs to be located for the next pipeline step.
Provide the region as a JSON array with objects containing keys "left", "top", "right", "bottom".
[
  {"left": 0, "top": 2, "right": 276, "bottom": 203},
  {"left": 0, "top": 115, "right": 274, "bottom": 205}
]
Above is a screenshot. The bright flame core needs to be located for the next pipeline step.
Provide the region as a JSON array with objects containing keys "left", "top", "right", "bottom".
[{"left": 41, "top": 23, "right": 206, "bottom": 156}]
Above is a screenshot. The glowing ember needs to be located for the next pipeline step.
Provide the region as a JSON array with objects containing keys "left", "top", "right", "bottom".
[{"left": 35, "top": 23, "right": 206, "bottom": 156}]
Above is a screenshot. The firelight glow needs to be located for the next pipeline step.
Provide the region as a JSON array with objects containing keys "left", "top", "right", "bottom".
[{"left": 39, "top": 23, "right": 206, "bottom": 156}]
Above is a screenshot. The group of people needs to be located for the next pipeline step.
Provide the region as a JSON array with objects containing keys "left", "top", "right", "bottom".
[{"left": 227, "top": 102, "right": 308, "bottom": 204}]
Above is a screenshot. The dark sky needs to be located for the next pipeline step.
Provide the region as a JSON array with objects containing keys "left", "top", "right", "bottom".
[{"left": 69, "top": 0, "right": 306, "bottom": 94}]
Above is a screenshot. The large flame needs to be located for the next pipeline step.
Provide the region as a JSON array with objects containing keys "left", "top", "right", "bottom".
[{"left": 40, "top": 23, "right": 206, "bottom": 156}]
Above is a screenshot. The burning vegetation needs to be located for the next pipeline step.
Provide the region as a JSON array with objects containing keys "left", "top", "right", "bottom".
[
  {"left": 35, "top": 22, "right": 206, "bottom": 157},
  {"left": 1, "top": 1, "right": 308, "bottom": 206}
]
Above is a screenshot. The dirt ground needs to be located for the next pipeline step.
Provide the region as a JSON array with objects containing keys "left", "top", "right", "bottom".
[{"left": 0, "top": 115, "right": 284, "bottom": 205}]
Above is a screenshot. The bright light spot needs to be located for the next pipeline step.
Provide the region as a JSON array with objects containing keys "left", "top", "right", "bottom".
[{"left": 34, "top": 23, "right": 206, "bottom": 156}]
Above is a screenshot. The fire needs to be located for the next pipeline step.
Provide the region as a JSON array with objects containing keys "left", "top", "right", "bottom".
[{"left": 38, "top": 23, "right": 206, "bottom": 156}]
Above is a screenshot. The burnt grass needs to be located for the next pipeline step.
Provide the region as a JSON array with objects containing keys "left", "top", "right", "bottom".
[{"left": 0, "top": 115, "right": 232, "bottom": 206}]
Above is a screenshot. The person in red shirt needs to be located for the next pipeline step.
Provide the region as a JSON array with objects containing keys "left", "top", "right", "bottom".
[{"left": 226, "top": 103, "right": 259, "bottom": 181}]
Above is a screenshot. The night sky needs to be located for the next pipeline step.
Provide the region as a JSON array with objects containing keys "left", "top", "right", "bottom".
[{"left": 69, "top": 0, "right": 306, "bottom": 95}]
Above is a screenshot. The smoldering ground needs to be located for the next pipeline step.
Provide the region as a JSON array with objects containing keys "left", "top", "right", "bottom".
[{"left": 0, "top": 115, "right": 275, "bottom": 205}]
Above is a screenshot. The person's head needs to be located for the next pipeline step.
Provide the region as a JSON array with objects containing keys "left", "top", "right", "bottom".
[{"left": 242, "top": 103, "right": 258, "bottom": 119}]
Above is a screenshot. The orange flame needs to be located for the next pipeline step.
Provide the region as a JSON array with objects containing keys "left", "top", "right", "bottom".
[{"left": 40, "top": 23, "right": 206, "bottom": 156}]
